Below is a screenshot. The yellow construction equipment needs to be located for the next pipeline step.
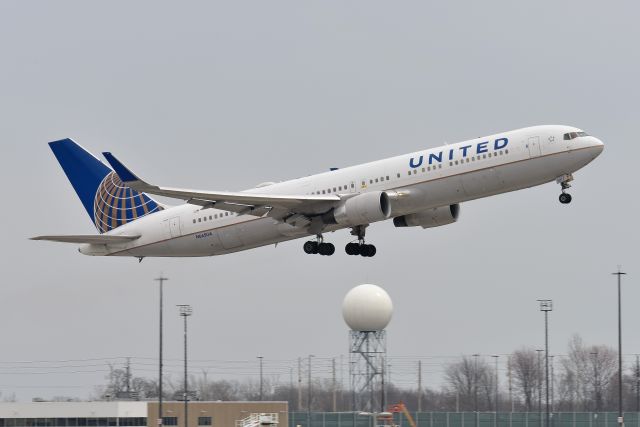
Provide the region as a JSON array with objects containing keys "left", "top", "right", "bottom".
[{"left": 388, "top": 403, "right": 417, "bottom": 427}]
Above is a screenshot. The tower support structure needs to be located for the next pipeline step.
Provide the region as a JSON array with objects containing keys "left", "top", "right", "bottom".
[{"left": 349, "top": 330, "right": 387, "bottom": 412}]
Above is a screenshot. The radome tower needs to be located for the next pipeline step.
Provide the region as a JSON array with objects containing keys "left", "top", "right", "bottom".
[{"left": 342, "top": 284, "right": 393, "bottom": 412}]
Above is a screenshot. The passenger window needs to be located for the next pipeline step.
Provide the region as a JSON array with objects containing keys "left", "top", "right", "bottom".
[
  {"left": 386, "top": 176, "right": 389, "bottom": 180},
  {"left": 327, "top": 189, "right": 331, "bottom": 193},
  {"left": 225, "top": 212, "right": 229, "bottom": 216},
  {"left": 488, "top": 153, "right": 492, "bottom": 157},
  {"left": 351, "top": 183, "right": 355, "bottom": 188},
  {"left": 407, "top": 171, "right": 411, "bottom": 176},
  {"left": 397, "top": 173, "right": 401, "bottom": 178},
  {"left": 438, "top": 164, "right": 442, "bottom": 169},
  {"left": 361, "top": 181, "right": 365, "bottom": 186},
  {"left": 193, "top": 219, "right": 196, "bottom": 224},
  {"left": 413, "top": 170, "right": 417, "bottom": 174},
  {"left": 466, "top": 158, "right": 469, "bottom": 162},
  {"left": 449, "top": 162, "right": 453, "bottom": 166},
  {"left": 209, "top": 216, "right": 212, "bottom": 220},
  {"left": 203, "top": 217, "right": 207, "bottom": 221},
  {"left": 375, "top": 178, "right": 379, "bottom": 183},
  {"left": 483, "top": 154, "right": 487, "bottom": 159},
  {"left": 333, "top": 187, "right": 336, "bottom": 192},
  {"left": 198, "top": 218, "right": 201, "bottom": 222},
  {"left": 506, "top": 149, "right": 509, "bottom": 154},
  {"left": 322, "top": 190, "right": 326, "bottom": 194}
]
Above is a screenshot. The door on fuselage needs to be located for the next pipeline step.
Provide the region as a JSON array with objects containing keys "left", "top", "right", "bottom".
[
  {"left": 526, "top": 136, "right": 542, "bottom": 157},
  {"left": 169, "top": 217, "right": 181, "bottom": 237}
]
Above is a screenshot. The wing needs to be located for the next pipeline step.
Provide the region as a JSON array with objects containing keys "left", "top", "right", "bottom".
[
  {"left": 30, "top": 234, "right": 141, "bottom": 244},
  {"left": 102, "top": 152, "right": 341, "bottom": 216}
]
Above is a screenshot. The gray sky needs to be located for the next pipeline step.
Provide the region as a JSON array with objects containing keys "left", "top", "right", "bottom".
[{"left": 1, "top": 1, "right": 638, "bottom": 401}]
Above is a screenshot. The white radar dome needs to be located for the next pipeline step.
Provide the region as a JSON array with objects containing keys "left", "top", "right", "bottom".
[{"left": 342, "top": 284, "right": 393, "bottom": 331}]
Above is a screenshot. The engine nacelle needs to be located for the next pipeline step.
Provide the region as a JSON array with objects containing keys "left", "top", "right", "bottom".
[
  {"left": 324, "top": 191, "right": 391, "bottom": 226},
  {"left": 393, "top": 204, "right": 460, "bottom": 228}
]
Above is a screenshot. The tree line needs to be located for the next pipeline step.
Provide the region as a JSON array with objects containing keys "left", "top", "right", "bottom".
[{"left": 98, "top": 335, "right": 640, "bottom": 412}]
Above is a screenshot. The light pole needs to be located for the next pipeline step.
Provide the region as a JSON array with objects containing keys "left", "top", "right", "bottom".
[
  {"left": 155, "top": 276, "right": 168, "bottom": 427},
  {"left": 492, "top": 355, "right": 499, "bottom": 427},
  {"left": 258, "top": 356, "right": 264, "bottom": 401},
  {"left": 538, "top": 300, "right": 552, "bottom": 427},
  {"left": 178, "top": 305, "right": 192, "bottom": 427},
  {"left": 612, "top": 268, "right": 626, "bottom": 427}
]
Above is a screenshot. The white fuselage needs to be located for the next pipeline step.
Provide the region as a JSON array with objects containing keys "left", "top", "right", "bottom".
[{"left": 80, "top": 125, "right": 604, "bottom": 257}]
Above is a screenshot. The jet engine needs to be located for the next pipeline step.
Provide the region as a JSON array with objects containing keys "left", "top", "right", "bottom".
[
  {"left": 393, "top": 204, "right": 460, "bottom": 228},
  {"left": 323, "top": 191, "right": 391, "bottom": 226}
]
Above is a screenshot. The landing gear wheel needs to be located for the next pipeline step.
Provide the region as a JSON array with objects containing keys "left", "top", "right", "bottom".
[
  {"left": 345, "top": 242, "right": 360, "bottom": 255},
  {"left": 360, "top": 244, "right": 377, "bottom": 257},
  {"left": 318, "top": 242, "right": 335, "bottom": 256},
  {"left": 559, "top": 193, "right": 572, "bottom": 204},
  {"left": 303, "top": 241, "right": 318, "bottom": 254}
]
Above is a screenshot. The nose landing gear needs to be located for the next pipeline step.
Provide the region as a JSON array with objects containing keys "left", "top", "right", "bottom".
[
  {"left": 556, "top": 174, "right": 574, "bottom": 204},
  {"left": 559, "top": 193, "right": 572, "bottom": 204}
]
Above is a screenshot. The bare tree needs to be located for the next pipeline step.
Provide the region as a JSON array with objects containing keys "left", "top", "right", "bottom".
[
  {"left": 558, "top": 335, "right": 617, "bottom": 411},
  {"left": 510, "top": 348, "right": 540, "bottom": 411},
  {"left": 444, "top": 356, "right": 494, "bottom": 411}
]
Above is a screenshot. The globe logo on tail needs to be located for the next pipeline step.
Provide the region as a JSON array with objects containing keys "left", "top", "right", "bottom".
[{"left": 93, "top": 171, "right": 163, "bottom": 233}]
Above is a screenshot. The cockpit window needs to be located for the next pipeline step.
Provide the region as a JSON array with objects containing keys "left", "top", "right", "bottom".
[{"left": 563, "top": 131, "right": 589, "bottom": 140}]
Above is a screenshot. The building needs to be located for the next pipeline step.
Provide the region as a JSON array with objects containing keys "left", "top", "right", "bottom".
[{"left": 0, "top": 401, "right": 288, "bottom": 427}]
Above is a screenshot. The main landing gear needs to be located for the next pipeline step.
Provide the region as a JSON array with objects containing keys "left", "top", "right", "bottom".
[
  {"left": 303, "top": 235, "right": 335, "bottom": 256},
  {"left": 345, "top": 225, "right": 377, "bottom": 257},
  {"left": 556, "top": 173, "right": 574, "bottom": 204}
]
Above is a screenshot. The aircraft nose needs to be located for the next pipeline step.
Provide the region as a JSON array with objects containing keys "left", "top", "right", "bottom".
[{"left": 591, "top": 137, "right": 604, "bottom": 155}]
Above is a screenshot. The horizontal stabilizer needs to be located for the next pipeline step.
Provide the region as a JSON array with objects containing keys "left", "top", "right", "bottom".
[{"left": 31, "top": 234, "right": 140, "bottom": 244}]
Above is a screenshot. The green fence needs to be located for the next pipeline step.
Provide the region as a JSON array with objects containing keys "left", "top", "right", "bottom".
[{"left": 288, "top": 412, "right": 640, "bottom": 427}]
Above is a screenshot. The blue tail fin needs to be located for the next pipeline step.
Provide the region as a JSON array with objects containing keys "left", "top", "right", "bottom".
[{"left": 48, "top": 139, "right": 163, "bottom": 233}]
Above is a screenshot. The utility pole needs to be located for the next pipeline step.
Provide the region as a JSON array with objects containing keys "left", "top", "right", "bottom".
[
  {"left": 473, "top": 354, "right": 480, "bottom": 427},
  {"left": 257, "top": 356, "right": 264, "bottom": 401},
  {"left": 418, "top": 360, "right": 423, "bottom": 412},
  {"left": 536, "top": 349, "right": 543, "bottom": 427},
  {"left": 125, "top": 357, "right": 131, "bottom": 394},
  {"left": 492, "top": 355, "right": 499, "bottom": 427},
  {"left": 297, "top": 357, "right": 302, "bottom": 411},
  {"left": 177, "top": 305, "right": 192, "bottom": 427},
  {"left": 508, "top": 356, "right": 513, "bottom": 413},
  {"left": 155, "top": 275, "right": 168, "bottom": 427},
  {"left": 612, "top": 267, "right": 626, "bottom": 427},
  {"left": 307, "top": 355, "right": 314, "bottom": 427},
  {"left": 550, "top": 356, "right": 555, "bottom": 414},
  {"left": 636, "top": 355, "right": 640, "bottom": 412},
  {"left": 538, "top": 300, "right": 553, "bottom": 427},
  {"left": 591, "top": 351, "right": 599, "bottom": 412},
  {"left": 332, "top": 358, "right": 337, "bottom": 412}
]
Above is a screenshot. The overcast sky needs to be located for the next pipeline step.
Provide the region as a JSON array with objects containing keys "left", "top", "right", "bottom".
[{"left": 1, "top": 1, "right": 638, "bottom": 401}]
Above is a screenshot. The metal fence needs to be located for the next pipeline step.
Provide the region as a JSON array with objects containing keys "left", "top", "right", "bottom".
[{"left": 288, "top": 412, "right": 640, "bottom": 427}]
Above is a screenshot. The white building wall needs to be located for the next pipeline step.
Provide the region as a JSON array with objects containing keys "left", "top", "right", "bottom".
[{"left": 0, "top": 402, "right": 147, "bottom": 418}]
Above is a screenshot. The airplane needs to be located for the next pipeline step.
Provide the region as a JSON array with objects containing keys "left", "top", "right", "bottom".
[{"left": 32, "top": 125, "right": 604, "bottom": 259}]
